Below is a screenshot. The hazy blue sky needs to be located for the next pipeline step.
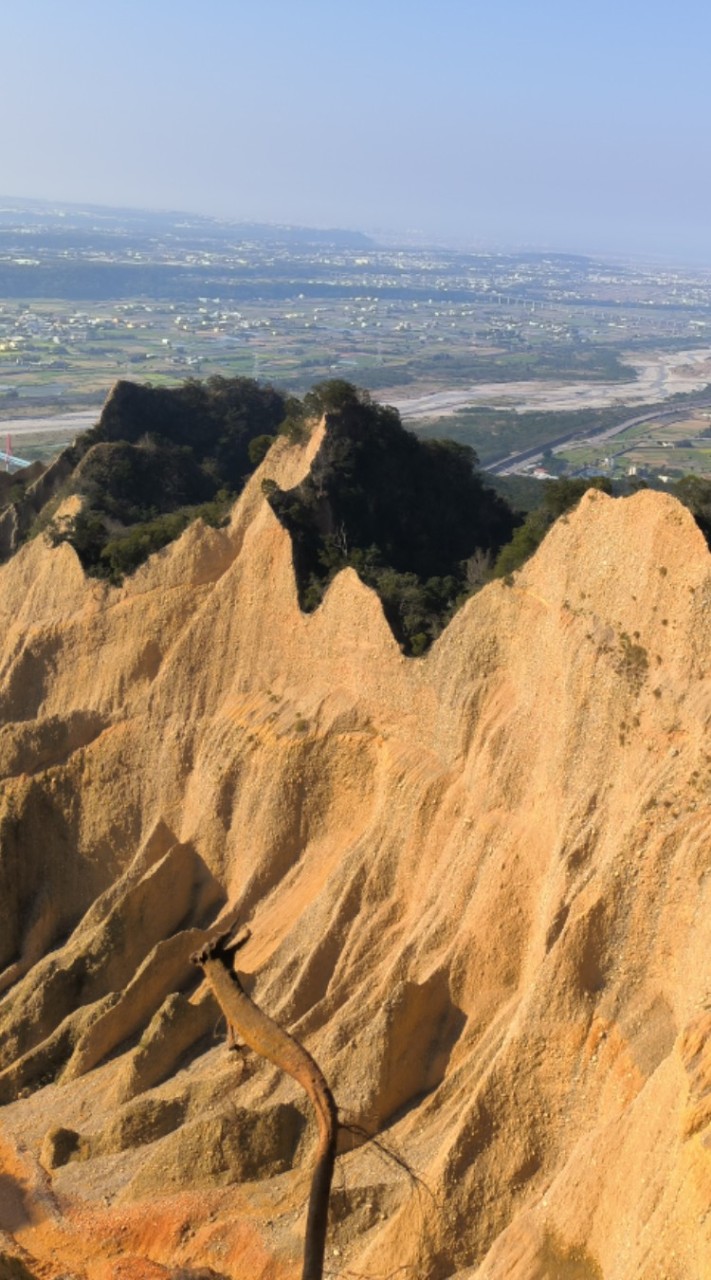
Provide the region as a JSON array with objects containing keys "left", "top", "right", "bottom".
[{"left": 3, "top": 0, "right": 711, "bottom": 260}]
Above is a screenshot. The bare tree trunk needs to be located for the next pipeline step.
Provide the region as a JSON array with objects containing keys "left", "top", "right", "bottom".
[{"left": 191, "top": 929, "right": 337, "bottom": 1280}]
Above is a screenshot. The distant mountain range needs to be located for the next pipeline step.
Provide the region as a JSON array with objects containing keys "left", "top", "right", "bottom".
[{"left": 0, "top": 195, "right": 374, "bottom": 250}]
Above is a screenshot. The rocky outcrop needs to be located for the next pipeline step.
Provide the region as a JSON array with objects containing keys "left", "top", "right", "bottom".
[
  {"left": 0, "top": 450, "right": 79, "bottom": 563},
  {"left": 0, "top": 425, "right": 709, "bottom": 1278}
]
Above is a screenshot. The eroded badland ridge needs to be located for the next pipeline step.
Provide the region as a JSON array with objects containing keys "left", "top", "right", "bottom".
[{"left": 0, "top": 423, "right": 710, "bottom": 1279}]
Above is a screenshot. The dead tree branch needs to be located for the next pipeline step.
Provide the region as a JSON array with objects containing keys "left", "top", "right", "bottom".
[{"left": 191, "top": 926, "right": 338, "bottom": 1280}]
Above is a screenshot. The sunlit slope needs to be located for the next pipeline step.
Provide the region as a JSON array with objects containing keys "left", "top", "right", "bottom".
[{"left": 0, "top": 428, "right": 709, "bottom": 1279}]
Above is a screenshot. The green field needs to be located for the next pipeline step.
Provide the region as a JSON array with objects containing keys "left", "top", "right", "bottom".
[{"left": 555, "top": 410, "right": 711, "bottom": 478}]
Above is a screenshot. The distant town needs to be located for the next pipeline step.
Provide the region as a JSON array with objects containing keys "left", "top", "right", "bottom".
[{"left": 2, "top": 196, "right": 711, "bottom": 482}]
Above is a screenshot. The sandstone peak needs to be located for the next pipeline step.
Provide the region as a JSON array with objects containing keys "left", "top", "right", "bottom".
[{"left": 0, "top": 448, "right": 709, "bottom": 1279}]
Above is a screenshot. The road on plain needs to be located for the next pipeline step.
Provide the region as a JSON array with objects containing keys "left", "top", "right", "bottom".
[{"left": 0, "top": 410, "right": 99, "bottom": 437}]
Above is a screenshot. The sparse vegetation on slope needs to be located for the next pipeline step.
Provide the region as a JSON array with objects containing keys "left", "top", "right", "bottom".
[
  {"left": 266, "top": 380, "right": 518, "bottom": 653},
  {"left": 492, "top": 476, "right": 613, "bottom": 578},
  {"left": 12, "top": 374, "right": 711, "bottom": 656},
  {"left": 43, "top": 375, "right": 290, "bottom": 581},
  {"left": 490, "top": 471, "right": 711, "bottom": 579}
]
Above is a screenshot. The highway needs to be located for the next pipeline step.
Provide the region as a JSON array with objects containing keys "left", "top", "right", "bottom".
[
  {"left": 484, "top": 400, "right": 711, "bottom": 475},
  {"left": 0, "top": 410, "right": 98, "bottom": 437}
]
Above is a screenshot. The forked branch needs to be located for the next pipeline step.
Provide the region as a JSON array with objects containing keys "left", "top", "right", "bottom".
[{"left": 191, "top": 927, "right": 338, "bottom": 1280}]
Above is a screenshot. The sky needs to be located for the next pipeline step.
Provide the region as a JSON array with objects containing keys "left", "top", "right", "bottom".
[{"left": 3, "top": 0, "right": 711, "bottom": 262}]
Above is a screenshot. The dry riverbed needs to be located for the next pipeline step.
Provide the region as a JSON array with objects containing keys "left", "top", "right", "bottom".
[{"left": 395, "top": 347, "right": 711, "bottom": 419}]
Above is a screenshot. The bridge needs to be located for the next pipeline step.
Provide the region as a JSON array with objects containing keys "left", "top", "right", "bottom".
[
  {"left": 0, "top": 435, "right": 32, "bottom": 471},
  {"left": 0, "top": 451, "right": 32, "bottom": 470}
]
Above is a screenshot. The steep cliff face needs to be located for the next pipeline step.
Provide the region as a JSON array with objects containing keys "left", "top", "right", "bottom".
[{"left": 0, "top": 426, "right": 710, "bottom": 1280}]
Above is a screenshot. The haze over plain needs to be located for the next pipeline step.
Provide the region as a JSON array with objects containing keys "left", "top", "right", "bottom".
[{"left": 4, "top": 0, "right": 711, "bottom": 261}]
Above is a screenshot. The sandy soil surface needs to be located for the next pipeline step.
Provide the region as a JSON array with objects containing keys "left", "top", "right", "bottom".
[
  {"left": 396, "top": 346, "right": 711, "bottom": 419},
  {"left": 0, "top": 429, "right": 710, "bottom": 1277}
]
